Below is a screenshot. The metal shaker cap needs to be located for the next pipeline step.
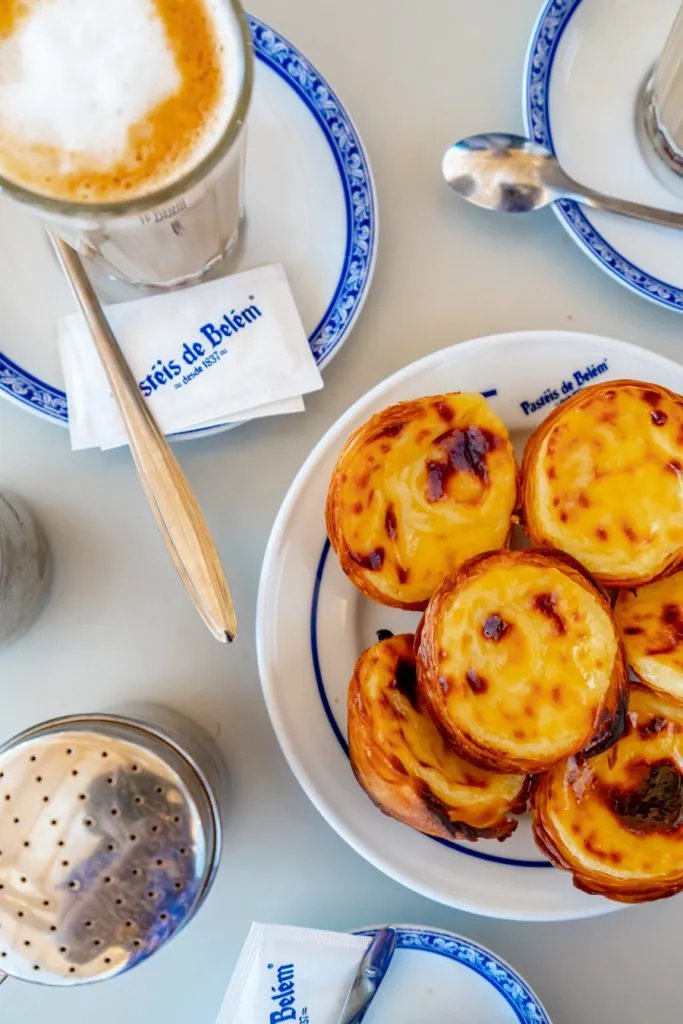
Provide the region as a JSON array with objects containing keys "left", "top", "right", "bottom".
[{"left": 0, "top": 714, "right": 221, "bottom": 985}]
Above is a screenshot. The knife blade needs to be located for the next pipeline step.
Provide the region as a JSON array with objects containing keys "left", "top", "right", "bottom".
[{"left": 338, "top": 927, "right": 398, "bottom": 1024}]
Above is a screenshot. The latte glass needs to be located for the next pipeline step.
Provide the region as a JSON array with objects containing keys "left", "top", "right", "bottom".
[{"left": 0, "top": 0, "right": 253, "bottom": 290}]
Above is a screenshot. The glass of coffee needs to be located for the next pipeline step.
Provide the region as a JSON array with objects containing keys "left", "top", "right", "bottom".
[{"left": 0, "top": 0, "right": 254, "bottom": 290}]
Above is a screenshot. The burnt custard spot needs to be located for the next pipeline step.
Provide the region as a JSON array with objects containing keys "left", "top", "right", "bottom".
[
  {"left": 623, "top": 626, "right": 643, "bottom": 636},
  {"left": 622, "top": 523, "right": 637, "bottom": 543},
  {"left": 583, "top": 833, "right": 608, "bottom": 860},
  {"left": 425, "top": 427, "right": 500, "bottom": 502},
  {"left": 595, "top": 526, "right": 609, "bottom": 541},
  {"left": 642, "top": 389, "right": 662, "bottom": 408},
  {"left": 352, "top": 502, "right": 363, "bottom": 514},
  {"left": 662, "top": 603, "right": 683, "bottom": 631},
  {"left": 551, "top": 686, "right": 562, "bottom": 705},
  {"left": 396, "top": 565, "right": 410, "bottom": 584},
  {"left": 668, "top": 460, "right": 682, "bottom": 476},
  {"left": 532, "top": 592, "right": 567, "bottom": 636},
  {"left": 578, "top": 493, "right": 591, "bottom": 509},
  {"left": 648, "top": 603, "right": 683, "bottom": 655},
  {"left": 638, "top": 716, "right": 668, "bottom": 740},
  {"left": 384, "top": 504, "right": 398, "bottom": 540},
  {"left": 435, "top": 400, "right": 455, "bottom": 423},
  {"left": 651, "top": 409, "right": 668, "bottom": 427},
  {"left": 373, "top": 423, "right": 404, "bottom": 440},
  {"left": 601, "top": 761, "right": 683, "bottom": 834},
  {"left": 391, "top": 658, "right": 418, "bottom": 705},
  {"left": 482, "top": 613, "right": 510, "bottom": 642},
  {"left": 350, "top": 547, "right": 385, "bottom": 571},
  {"left": 465, "top": 669, "right": 488, "bottom": 694}
]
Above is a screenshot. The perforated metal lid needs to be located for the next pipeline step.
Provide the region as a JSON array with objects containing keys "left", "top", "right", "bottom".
[{"left": 0, "top": 714, "right": 221, "bottom": 985}]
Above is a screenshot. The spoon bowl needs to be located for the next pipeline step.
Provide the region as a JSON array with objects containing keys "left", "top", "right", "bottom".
[
  {"left": 442, "top": 131, "right": 683, "bottom": 230},
  {"left": 442, "top": 132, "right": 556, "bottom": 213}
]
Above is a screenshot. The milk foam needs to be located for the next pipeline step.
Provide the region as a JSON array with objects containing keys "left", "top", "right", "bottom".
[
  {"left": 0, "top": 0, "right": 243, "bottom": 201},
  {"left": 0, "top": 0, "right": 180, "bottom": 162}
]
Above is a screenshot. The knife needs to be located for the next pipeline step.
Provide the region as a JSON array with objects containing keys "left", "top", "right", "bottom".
[{"left": 338, "top": 927, "right": 398, "bottom": 1024}]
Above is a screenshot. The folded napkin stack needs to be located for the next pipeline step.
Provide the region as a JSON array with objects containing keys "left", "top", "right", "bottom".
[{"left": 57, "top": 264, "right": 323, "bottom": 450}]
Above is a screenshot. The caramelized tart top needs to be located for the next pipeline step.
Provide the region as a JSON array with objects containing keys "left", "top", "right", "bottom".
[
  {"left": 521, "top": 380, "right": 683, "bottom": 586},
  {"left": 417, "top": 549, "right": 626, "bottom": 773},
  {"left": 533, "top": 687, "right": 683, "bottom": 900},
  {"left": 615, "top": 573, "right": 683, "bottom": 704},
  {"left": 326, "top": 393, "right": 518, "bottom": 608},
  {"left": 349, "top": 633, "right": 527, "bottom": 837}
]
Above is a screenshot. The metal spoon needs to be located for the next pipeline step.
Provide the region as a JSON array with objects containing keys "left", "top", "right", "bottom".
[
  {"left": 442, "top": 131, "right": 683, "bottom": 229},
  {"left": 52, "top": 235, "right": 238, "bottom": 643},
  {"left": 338, "top": 927, "right": 397, "bottom": 1024}
]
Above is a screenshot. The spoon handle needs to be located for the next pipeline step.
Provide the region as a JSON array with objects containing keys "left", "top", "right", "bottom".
[
  {"left": 52, "top": 235, "right": 237, "bottom": 643},
  {"left": 560, "top": 178, "right": 683, "bottom": 230},
  {"left": 338, "top": 928, "right": 397, "bottom": 1024}
]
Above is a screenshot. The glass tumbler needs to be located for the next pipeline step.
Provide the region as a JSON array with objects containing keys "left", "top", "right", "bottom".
[
  {"left": 0, "top": 491, "right": 51, "bottom": 647},
  {"left": 640, "top": 2, "right": 683, "bottom": 192},
  {"left": 0, "top": 0, "right": 254, "bottom": 291}
]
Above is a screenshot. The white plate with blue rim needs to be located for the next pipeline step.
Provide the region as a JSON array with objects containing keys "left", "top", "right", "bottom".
[
  {"left": 353, "top": 925, "right": 551, "bottom": 1023},
  {"left": 257, "top": 329, "right": 683, "bottom": 921},
  {"left": 0, "top": 14, "right": 377, "bottom": 439},
  {"left": 523, "top": 0, "right": 683, "bottom": 312}
]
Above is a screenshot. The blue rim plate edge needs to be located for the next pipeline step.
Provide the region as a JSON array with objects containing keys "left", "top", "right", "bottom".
[
  {"left": 352, "top": 925, "right": 552, "bottom": 1024},
  {"left": 0, "top": 13, "right": 378, "bottom": 435},
  {"left": 523, "top": 0, "right": 683, "bottom": 313},
  {"left": 256, "top": 330, "right": 669, "bottom": 921}
]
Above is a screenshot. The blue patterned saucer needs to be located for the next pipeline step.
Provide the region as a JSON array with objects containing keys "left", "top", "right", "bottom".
[
  {"left": 0, "top": 15, "right": 377, "bottom": 438},
  {"left": 353, "top": 925, "right": 551, "bottom": 1023},
  {"left": 524, "top": 0, "right": 683, "bottom": 312}
]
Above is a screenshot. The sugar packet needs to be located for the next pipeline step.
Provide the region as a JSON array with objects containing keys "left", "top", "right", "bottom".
[
  {"left": 57, "top": 263, "right": 323, "bottom": 450},
  {"left": 217, "top": 923, "right": 370, "bottom": 1024}
]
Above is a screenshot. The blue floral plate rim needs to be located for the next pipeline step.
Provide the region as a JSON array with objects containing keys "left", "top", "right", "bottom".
[
  {"left": 352, "top": 924, "right": 552, "bottom": 1024},
  {"left": 523, "top": 0, "right": 683, "bottom": 313}
]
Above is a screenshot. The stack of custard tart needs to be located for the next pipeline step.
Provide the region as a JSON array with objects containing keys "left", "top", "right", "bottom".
[{"left": 326, "top": 381, "right": 683, "bottom": 904}]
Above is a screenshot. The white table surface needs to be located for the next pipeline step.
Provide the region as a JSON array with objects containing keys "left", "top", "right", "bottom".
[{"left": 2, "top": 0, "right": 683, "bottom": 1020}]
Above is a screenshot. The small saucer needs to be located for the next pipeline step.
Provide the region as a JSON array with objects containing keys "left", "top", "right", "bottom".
[
  {"left": 524, "top": 0, "right": 683, "bottom": 312},
  {"left": 352, "top": 925, "right": 551, "bottom": 1024},
  {"left": 0, "top": 16, "right": 377, "bottom": 439}
]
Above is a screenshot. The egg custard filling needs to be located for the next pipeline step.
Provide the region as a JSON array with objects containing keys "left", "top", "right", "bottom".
[
  {"left": 348, "top": 633, "right": 528, "bottom": 841},
  {"left": 326, "top": 393, "right": 518, "bottom": 609},
  {"left": 417, "top": 550, "right": 627, "bottom": 774},
  {"left": 533, "top": 686, "right": 683, "bottom": 903},
  {"left": 615, "top": 573, "right": 683, "bottom": 705},
  {"left": 522, "top": 380, "right": 683, "bottom": 587}
]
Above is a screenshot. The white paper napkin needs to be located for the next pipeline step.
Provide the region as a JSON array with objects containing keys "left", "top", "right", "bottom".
[{"left": 57, "top": 264, "right": 322, "bottom": 449}]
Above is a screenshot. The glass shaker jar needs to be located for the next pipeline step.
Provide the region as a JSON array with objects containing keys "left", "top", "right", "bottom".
[{"left": 0, "top": 491, "right": 51, "bottom": 646}]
